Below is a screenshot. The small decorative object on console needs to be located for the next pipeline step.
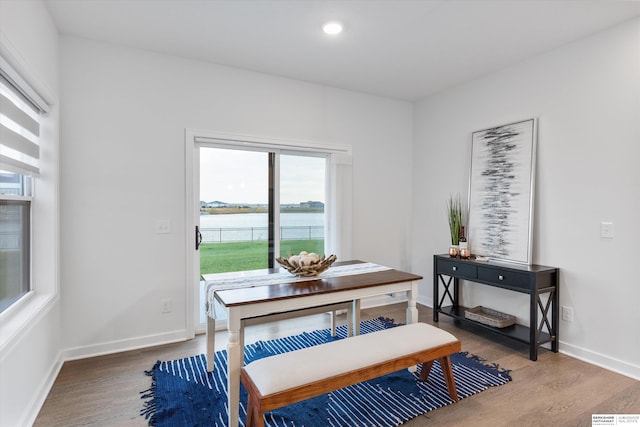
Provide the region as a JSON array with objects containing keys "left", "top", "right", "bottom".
[
  {"left": 447, "top": 194, "right": 463, "bottom": 257},
  {"left": 459, "top": 226, "right": 470, "bottom": 259},
  {"left": 276, "top": 252, "right": 337, "bottom": 277}
]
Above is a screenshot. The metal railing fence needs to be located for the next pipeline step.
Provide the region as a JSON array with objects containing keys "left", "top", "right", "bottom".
[
  {"left": 1, "top": 226, "right": 324, "bottom": 249},
  {"left": 200, "top": 225, "right": 323, "bottom": 243}
]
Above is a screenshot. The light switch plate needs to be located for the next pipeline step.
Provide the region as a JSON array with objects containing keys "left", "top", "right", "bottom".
[{"left": 600, "top": 222, "right": 614, "bottom": 239}]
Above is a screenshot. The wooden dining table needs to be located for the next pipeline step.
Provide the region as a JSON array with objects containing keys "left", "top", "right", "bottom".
[{"left": 204, "top": 260, "right": 422, "bottom": 427}]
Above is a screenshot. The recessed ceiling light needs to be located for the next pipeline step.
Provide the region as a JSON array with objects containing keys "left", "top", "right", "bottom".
[{"left": 323, "top": 21, "right": 343, "bottom": 35}]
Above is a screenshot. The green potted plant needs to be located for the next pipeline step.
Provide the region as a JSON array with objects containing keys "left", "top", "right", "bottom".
[{"left": 447, "top": 194, "right": 462, "bottom": 257}]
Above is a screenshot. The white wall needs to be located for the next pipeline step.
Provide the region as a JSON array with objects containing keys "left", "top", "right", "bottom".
[
  {"left": 412, "top": 18, "right": 640, "bottom": 379},
  {"left": 8, "top": 6, "right": 636, "bottom": 423},
  {"left": 0, "top": 1, "right": 61, "bottom": 426},
  {"left": 59, "top": 36, "right": 413, "bottom": 357}
]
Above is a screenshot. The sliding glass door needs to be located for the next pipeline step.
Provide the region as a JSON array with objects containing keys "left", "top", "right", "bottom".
[
  {"left": 199, "top": 147, "right": 271, "bottom": 275},
  {"left": 195, "top": 145, "right": 327, "bottom": 329}
]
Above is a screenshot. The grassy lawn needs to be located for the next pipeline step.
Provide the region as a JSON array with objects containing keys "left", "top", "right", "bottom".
[{"left": 200, "top": 239, "right": 324, "bottom": 274}]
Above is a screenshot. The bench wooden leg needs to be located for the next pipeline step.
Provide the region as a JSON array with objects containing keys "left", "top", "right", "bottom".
[
  {"left": 439, "top": 356, "right": 458, "bottom": 401},
  {"left": 246, "top": 394, "right": 254, "bottom": 427},
  {"left": 419, "top": 360, "right": 434, "bottom": 381},
  {"left": 245, "top": 394, "right": 264, "bottom": 427},
  {"left": 243, "top": 369, "right": 265, "bottom": 427},
  {"left": 419, "top": 356, "right": 458, "bottom": 401}
]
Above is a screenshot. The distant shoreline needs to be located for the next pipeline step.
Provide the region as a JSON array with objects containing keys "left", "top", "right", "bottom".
[{"left": 201, "top": 207, "right": 324, "bottom": 215}]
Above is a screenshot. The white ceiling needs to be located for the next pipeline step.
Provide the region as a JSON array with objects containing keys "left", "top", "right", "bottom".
[{"left": 45, "top": 0, "right": 640, "bottom": 101}]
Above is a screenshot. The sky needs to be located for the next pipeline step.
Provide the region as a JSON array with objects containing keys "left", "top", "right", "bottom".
[{"left": 199, "top": 147, "right": 326, "bottom": 204}]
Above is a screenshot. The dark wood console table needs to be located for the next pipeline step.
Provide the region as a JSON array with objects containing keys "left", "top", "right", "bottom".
[{"left": 433, "top": 254, "right": 559, "bottom": 361}]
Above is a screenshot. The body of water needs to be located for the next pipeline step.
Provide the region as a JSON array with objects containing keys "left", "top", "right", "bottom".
[{"left": 199, "top": 212, "right": 324, "bottom": 242}]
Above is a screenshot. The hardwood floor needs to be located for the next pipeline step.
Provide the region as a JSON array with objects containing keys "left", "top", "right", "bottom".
[{"left": 34, "top": 303, "right": 639, "bottom": 427}]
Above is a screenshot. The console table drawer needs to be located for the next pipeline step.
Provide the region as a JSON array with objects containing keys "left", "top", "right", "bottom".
[
  {"left": 477, "top": 267, "right": 529, "bottom": 290},
  {"left": 437, "top": 259, "right": 477, "bottom": 279}
]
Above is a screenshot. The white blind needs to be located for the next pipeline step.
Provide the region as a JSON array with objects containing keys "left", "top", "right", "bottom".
[{"left": 0, "top": 57, "right": 47, "bottom": 176}]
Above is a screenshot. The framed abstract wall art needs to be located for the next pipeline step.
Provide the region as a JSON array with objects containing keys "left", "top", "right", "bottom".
[{"left": 467, "top": 118, "right": 538, "bottom": 264}]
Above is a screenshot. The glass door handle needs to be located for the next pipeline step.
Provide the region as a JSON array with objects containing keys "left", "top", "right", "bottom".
[{"left": 195, "top": 226, "right": 203, "bottom": 250}]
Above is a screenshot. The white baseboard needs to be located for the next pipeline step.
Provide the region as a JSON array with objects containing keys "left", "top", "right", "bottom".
[
  {"left": 22, "top": 350, "right": 64, "bottom": 427},
  {"left": 417, "top": 296, "right": 431, "bottom": 308},
  {"left": 21, "top": 332, "right": 187, "bottom": 425},
  {"left": 62, "top": 329, "right": 188, "bottom": 361},
  {"left": 58, "top": 301, "right": 640, "bottom": 381},
  {"left": 419, "top": 300, "right": 639, "bottom": 381},
  {"left": 560, "top": 341, "right": 640, "bottom": 381}
]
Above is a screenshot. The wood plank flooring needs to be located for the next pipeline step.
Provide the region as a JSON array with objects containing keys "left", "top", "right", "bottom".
[{"left": 34, "top": 303, "right": 639, "bottom": 426}]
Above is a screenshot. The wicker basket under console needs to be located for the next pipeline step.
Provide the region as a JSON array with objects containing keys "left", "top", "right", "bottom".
[{"left": 465, "top": 306, "right": 516, "bottom": 328}]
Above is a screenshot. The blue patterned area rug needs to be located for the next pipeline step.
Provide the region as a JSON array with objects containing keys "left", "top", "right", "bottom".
[{"left": 141, "top": 318, "right": 511, "bottom": 426}]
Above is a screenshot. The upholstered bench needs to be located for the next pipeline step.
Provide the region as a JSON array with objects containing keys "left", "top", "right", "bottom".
[{"left": 241, "top": 322, "right": 461, "bottom": 427}]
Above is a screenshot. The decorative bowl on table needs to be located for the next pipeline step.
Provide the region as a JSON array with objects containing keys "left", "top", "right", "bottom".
[{"left": 275, "top": 252, "right": 337, "bottom": 277}]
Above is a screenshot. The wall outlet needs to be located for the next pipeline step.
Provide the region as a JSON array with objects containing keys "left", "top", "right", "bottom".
[
  {"left": 562, "top": 305, "right": 573, "bottom": 322},
  {"left": 161, "top": 298, "right": 172, "bottom": 314},
  {"left": 155, "top": 219, "right": 171, "bottom": 234}
]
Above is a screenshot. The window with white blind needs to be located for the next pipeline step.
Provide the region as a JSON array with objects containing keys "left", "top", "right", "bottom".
[{"left": 0, "top": 56, "right": 48, "bottom": 313}]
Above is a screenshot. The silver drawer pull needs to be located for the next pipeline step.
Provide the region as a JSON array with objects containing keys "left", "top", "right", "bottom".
[
  {"left": 498, "top": 275, "right": 504, "bottom": 280},
  {"left": 452, "top": 266, "right": 457, "bottom": 271}
]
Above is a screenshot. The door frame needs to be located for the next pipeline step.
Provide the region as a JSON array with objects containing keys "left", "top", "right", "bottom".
[{"left": 185, "top": 128, "right": 352, "bottom": 336}]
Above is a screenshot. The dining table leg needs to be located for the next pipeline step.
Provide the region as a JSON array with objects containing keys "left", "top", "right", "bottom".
[
  {"left": 226, "top": 311, "right": 242, "bottom": 427},
  {"left": 406, "top": 280, "right": 419, "bottom": 325},
  {"left": 206, "top": 315, "right": 215, "bottom": 371},
  {"left": 406, "top": 280, "right": 420, "bottom": 373},
  {"left": 352, "top": 299, "right": 361, "bottom": 335}
]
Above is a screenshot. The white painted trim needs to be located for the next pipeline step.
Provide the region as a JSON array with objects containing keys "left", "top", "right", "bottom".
[
  {"left": 0, "top": 293, "right": 57, "bottom": 358},
  {"left": 184, "top": 128, "right": 197, "bottom": 340},
  {"left": 0, "top": 34, "right": 54, "bottom": 110},
  {"left": 419, "top": 300, "right": 640, "bottom": 380},
  {"left": 191, "top": 128, "right": 351, "bottom": 158},
  {"left": 559, "top": 342, "right": 640, "bottom": 381},
  {"left": 0, "top": 294, "right": 61, "bottom": 426},
  {"left": 62, "top": 329, "right": 188, "bottom": 361},
  {"left": 20, "top": 351, "right": 64, "bottom": 427},
  {"left": 417, "top": 295, "right": 431, "bottom": 308}
]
